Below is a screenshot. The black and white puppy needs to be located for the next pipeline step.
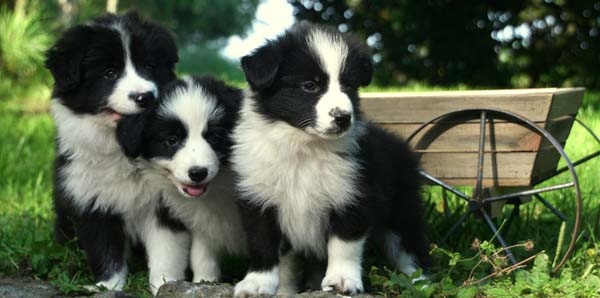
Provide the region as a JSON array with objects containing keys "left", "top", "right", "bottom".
[
  {"left": 116, "top": 76, "right": 246, "bottom": 284},
  {"left": 232, "top": 22, "right": 430, "bottom": 297},
  {"left": 46, "top": 12, "right": 183, "bottom": 292}
]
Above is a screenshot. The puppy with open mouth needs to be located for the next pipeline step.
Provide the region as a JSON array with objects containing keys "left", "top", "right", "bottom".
[
  {"left": 46, "top": 11, "right": 185, "bottom": 293},
  {"left": 117, "top": 76, "right": 247, "bottom": 285}
]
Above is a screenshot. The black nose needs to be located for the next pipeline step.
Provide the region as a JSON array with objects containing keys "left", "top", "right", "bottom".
[
  {"left": 188, "top": 167, "right": 208, "bottom": 183},
  {"left": 129, "top": 91, "right": 155, "bottom": 108},
  {"left": 331, "top": 109, "right": 352, "bottom": 131}
]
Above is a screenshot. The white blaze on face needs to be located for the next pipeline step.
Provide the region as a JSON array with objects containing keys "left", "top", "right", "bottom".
[
  {"left": 307, "top": 29, "right": 353, "bottom": 135},
  {"left": 107, "top": 23, "right": 158, "bottom": 115},
  {"left": 155, "top": 84, "right": 223, "bottom": 187}
]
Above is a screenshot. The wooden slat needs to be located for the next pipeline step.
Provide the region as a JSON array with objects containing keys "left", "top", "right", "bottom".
[
  {"left": 361, "top": 89, "right": 556, "bottom": 123},
  {"left": 428, "top": 178, "right": 532, "bottom": 187},
  {"left": 419, "top": 152, "right": 535, "bottom": 182},
  {"left": 359, "top": 88, "right": 585, "bottom": 187},
  {"left": 380, "top": 122, "right": 543, "bottom": 152},
  {"left": 547, "top": 88, "right": 585, "bottom": 120}
]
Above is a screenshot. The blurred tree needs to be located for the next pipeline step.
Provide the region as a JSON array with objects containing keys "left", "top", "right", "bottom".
[
  {"left": 498, "top": 0, "right": 600, "bottom": 88},
  {"left": 129, "top": 0, "right": 260, "bottom": 42},
  {"left": 290, "top": 0, "right": 600, "bottom": 88}
]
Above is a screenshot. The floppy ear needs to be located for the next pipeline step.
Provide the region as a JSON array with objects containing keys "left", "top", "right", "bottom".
[
  {"left": 45, "top": 25, "right": 93, "bottom": 92},
  {"left": 116, "top": 111, "right": 150, "bottom": 158},
  {"left": 240, "top": 44, "right": 282, "bottom": 90}
]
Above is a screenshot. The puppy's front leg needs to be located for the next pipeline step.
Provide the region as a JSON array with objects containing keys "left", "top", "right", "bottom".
[
  {"left": 145, "top": 217, "right": 190, "bottom": 295},
  {"left": 321, "top": 236, "right": 366, "bottom": 295},
  {"left": 234, "top": 201, "right": 281, "bottom": 298},
  {"left": 191, "top": 233, "right": 220, "bottom": 283},
  {"left": 76, "top": 211, "right": 128, "bottom": 292}
]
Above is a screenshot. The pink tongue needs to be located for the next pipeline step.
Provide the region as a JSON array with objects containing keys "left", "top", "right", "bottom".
[
  {"left": 110, "top": 111, "right": 123, "bottom": 121},
  {"left": 183, "top": 185, "right": 206, "bottom": 197}
]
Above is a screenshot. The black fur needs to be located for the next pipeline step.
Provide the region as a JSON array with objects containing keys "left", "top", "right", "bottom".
[
  {"left": 47, "top": 12, "right": 178, "bottom": 286},
  {"left": 235, "top": 22, "right": 430, "bottom": 290},
  {"left": 45, "top": 11, "right": 177, "bottom": 114},
  {"left": 117, "top": 76, "right": 242, "bottom": 164}
]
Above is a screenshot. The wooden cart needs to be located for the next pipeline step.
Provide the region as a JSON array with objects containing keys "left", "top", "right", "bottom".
[{"left": 361, "top": 88, "right": 600, "bottom": 272}]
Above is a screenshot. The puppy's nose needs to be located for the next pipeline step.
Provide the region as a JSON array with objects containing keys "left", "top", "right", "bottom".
[
  {"left": 330, "top": 108, "right": 352, "bottom": 131},
  {"left": 129, "top": 91, "right": 156, "bottom": 108},
  {"left": 188, "top": 167, "right": 208, "bottom": 183}
]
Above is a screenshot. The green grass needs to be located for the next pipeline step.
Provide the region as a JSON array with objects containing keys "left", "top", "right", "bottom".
[{"left": 0, "top": 88, "right": 599, "bottom": 297}]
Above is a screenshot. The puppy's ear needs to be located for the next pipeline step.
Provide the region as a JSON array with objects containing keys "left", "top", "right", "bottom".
[
  {"left": 117, "top": 111, "right": 150, "bottom": 158},
  {"left": 241, "top": 44, "right": 282, "bottom": 90},
  {"left": 45, "top": 25, "right": 93, "bottom": 92}
]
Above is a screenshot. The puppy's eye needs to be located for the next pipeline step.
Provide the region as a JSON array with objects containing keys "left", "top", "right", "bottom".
[
  {"left": 144, "top": 64, "right": 155, "bottom": 71},
  {"left": 104, "top": 69, "right": 119, "bottom": 80},
  {"left": 301, "top": 81, "right": 320, "bottom": 93},
  {"left": 165, "top": 136, "right": 180, "bottom": 146}
]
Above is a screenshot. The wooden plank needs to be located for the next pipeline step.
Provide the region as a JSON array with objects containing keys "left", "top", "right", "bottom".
[
  {"left": 428, "top": 178, "right": 532, "bottom": 187},
  {"left": 361, "top": 89, "right": 555, "bottom": 123},
  {"left": 380, "top": 121, "right": 543, "bottom": 152},
  {"left": 540, "top": 115, "right": 576, "bottom": 146},
  {"left": 531, "top": 148, "right": 563, "bottom": 183},
  {"left": 419, "top": 152, "right": 536, "bottom": 182},
  {"left": 547, "top": 88, "right": 585, "bottom": 120}
]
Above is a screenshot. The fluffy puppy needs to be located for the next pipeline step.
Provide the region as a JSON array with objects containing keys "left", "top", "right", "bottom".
[
  {"left": 116, "top": 76, "right": 246, "bottom": 284},
  {"left": 231, "top": 22, "right": 430, "bottom": 297},
  {"left": 46, "top": 12, "right": 185, "bottom": 293}
]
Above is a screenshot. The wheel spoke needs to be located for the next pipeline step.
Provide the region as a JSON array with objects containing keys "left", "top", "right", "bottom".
[
  {"left": 475, "top": 111, "right": 486, "bottom": 198},
  {"left": 438, "top": 209, "right": 472, "bottom": 244},
  {"left": 442, "top": 189, "right": 451, "bottom": 218},
  {"left": 481, "top": 209, "right": 518, "bottom": 265},
  {"left": 420, "top": 170, "right": 470, "bottom": 202},
  {"left": 534, "top": 194, "right": 568, "bottom": 222},
  {"left": 482, "top": 182, "right": 574, "bottom": 204},
  {"left": 501, "top": 203, "right": 520, "bottom": 238}
]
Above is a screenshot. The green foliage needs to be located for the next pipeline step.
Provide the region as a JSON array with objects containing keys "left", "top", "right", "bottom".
[
  {"left": 0, "top": 2, "right": 53, "bottom": 101},
  {"left": 132, "top": 0, "right": 260, "bottom": 42},
  {"left": 290, "top": 0, "right": 600, "bottom": 89},
  {"left": 177, "top": 42, "right": 245, "bottom": 83}
]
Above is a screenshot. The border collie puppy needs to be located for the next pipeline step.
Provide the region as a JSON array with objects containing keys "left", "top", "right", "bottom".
[
  {"left": 231, "top": 22, "right": 430, "bottom": 297},
  {"left": 45, "top": 12, "right": 183, "bottom": 292},
  {"left": 116, "top": 76, "right": 246, "bottom": 284}
]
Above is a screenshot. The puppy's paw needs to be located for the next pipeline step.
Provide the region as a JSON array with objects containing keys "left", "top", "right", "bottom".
[
  {"left": 234, "top": 271, "right": 279, "bottom": 298},
  {"left": 192, "top": 273, "right": 219, "bottom": 283},
  {"left": 149, "top": 276, "right": 178, "bottom": 296},
  {"left": 321, "top": 272, "right": 363, "bottom": 295}
]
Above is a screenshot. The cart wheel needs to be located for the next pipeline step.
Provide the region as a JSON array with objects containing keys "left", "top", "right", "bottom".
[{"left": 408, "top": 108, "right": 582, "bottom": 273}]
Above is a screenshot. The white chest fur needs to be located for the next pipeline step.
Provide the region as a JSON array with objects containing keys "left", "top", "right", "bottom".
[
  {"left": 232, "top": 98, "right": 362, "bottom": 258},
  {"left": 52, "top": 101, "right": 159, "bottom": 214},
  {"left": 160, "top": 168, "right": 246, "bottom": 256}
]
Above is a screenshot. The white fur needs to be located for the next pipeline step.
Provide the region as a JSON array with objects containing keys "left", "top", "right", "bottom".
[
  {"left": 234, "top": 267, "right": 280, "bottom": 298},
  {"left": 52, "top": 22, "right": 185, "bottom": 293},
  {"left": 108, "top": 23, "right": 157, "bottom": 115},
  {"left": 141, "top": 214, "right": 190, "bottom": 295},
  {"left": 86, "top": 265, "right": 128, "bottom": 292},
  {"left": 154, "top": 85, "right": 224, "bottom": 188},
  {"left": 383, "top": 232, "right": 419, "bottom": 275},
  {"left": 139, "top": 85, "right": 246, "bottom": 282},
  {"left": 321, "top": 236, "right": 365, "bottom": 294},
  {"left": 232, "top": 94, "right": 364, "bottom": 258},
  {"left": 306, "top": 29, "right": 353, "bottom": 136}
]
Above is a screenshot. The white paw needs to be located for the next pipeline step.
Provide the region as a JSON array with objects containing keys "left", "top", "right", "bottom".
[
  {"left": 83, "top": 278, "right": 125, "bottom": 292},
  {"left": 234, "top": 270, "right": 279, "bottom": 298},
  {"left": 84, "top": 266, "right": 127, "bottom": 292},
  {"left": 148, "top": 276, "right": 175, "bottom": 296},
  {"left": 192, "top": 273, "right": 219, "bottom": 283},
  {"left": 321, "top": 272, "right": 364, "bottom": 295}
]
